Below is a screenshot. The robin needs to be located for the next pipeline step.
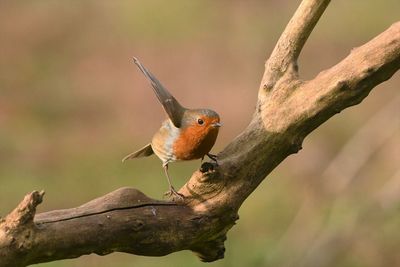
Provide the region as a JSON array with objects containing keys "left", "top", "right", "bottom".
[{"left": 123, "top": 58, "right": 221, "bottom": 199}]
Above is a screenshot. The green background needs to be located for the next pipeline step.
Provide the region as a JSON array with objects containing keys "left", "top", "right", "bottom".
[{"left": 0, "top": 1, "right": 399, "bottom": 266}]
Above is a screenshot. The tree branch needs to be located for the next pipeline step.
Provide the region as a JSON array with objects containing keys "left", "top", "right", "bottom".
[
  {"left": 1, "top": 1, "right": 399, "bottom": 266},
  {"left": 262, "top": 0, "right": 331, "bottom": 88},
  {"left": 0, "top": 188, "right": 234, "bottom": 267}
]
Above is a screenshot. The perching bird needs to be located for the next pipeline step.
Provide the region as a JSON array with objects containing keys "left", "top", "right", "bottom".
[{"left": 123, "top": 58, "right": 221, "bottom": 199}]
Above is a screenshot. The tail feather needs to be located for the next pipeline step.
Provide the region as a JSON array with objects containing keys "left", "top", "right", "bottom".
[
  {"left": 122, "top": 143, "right": 154, "bottom": 162},
  {"left": 132, "top": 57, "right": 185, "bottom": 128}
]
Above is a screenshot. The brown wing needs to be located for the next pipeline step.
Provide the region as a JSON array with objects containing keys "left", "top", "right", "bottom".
[
  {"left": 133, "top": 57, "right": 185, "bottom": 128},
  {"left": 122, "top": 143, "right": 154, "bottom": 162}
]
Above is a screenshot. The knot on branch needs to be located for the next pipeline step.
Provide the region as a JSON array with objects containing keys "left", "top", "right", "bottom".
[
  {"left": 0, "top": 191, "right": 44, "bottom": 266},
  {"left": 289, "top": 136, "right": 304, "bottom": 154},
  {"left": 1, "top": 191, "right": 44, "bottom": 230},
  {"left": 199, "top": 162, "right": 216, "bottom": 173},
  {"left": 192, "top": 235, "right": 227, "bottom": 262},
  {"left": 190, "top": 210, "right": 239, "bottom": 261}
]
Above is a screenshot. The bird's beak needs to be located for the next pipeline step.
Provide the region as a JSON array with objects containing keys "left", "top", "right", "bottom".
[{"left": 211, "top": 122, "right": 222, "bottom": 128}]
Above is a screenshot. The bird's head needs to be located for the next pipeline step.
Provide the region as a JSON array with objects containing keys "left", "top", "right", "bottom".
[{"left": 182, "top": 109, "right": 221, "bottom": 131}]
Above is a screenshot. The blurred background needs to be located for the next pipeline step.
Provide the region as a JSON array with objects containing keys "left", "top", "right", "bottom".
[{"left": 0, "top": 0, "right": 399, "bottom": 266}]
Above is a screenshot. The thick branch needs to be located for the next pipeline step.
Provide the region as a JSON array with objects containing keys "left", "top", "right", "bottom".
[
  {"left": 310, "top": 20, "right": 400, "bottom": 106},
  {"left": 1, "top": 1, "right": 399, "bottom": 266},
  {"left": 263, "top": 0, "right": 331, "bottom": 87},
  {"left": 185, "top": 21, "right": 399, "bottom": 212},
  {"left": 260, "top": 21, "right": 400, "bottom": 136},
  {"left": 0, "top": 188, "right": 236, "bottom": 267}
]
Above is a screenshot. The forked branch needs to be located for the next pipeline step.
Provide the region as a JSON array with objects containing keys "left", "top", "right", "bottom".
[
  {"left": 1, "top": 0, "right": 399, "bottom": 266},
  {"left": 263, "top": 0, "right": 331, "bottom": 85}
]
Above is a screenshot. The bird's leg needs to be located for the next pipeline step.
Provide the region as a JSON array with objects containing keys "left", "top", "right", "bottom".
[
  {"left": 206, "top": 153, "right": 219, "bottom": 166},
  {"left": 163, "top": 163, "right": 184, "bottom": 200}
]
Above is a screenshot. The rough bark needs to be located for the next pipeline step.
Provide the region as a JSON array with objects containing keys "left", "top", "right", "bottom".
[{"left": 1, "top": 0, "right": 399, "bottom": 266}]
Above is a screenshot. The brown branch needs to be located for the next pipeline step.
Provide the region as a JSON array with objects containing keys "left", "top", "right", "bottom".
[
  {"left": 1, "top": 1, "right": 399, "bottom": 266},
  {"left": 0, "top": 188, "right": 234, "bottom": 267},
  {"left": 262, "top": 0, "right": 331, "bottom": 87}
]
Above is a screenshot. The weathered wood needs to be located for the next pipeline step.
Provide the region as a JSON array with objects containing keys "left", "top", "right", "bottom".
[{"left": 1, "top": 0, "right": 399, "bottom": 266}]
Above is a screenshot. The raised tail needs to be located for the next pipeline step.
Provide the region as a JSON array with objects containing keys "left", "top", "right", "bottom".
[
  {"left": 132, "top": 57, "right": 185, "bottom": 128},
  {"left": 122, "top": 143, "right": 154, "bottom": 162}
]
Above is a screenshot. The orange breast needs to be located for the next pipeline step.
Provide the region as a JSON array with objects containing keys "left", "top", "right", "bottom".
[{"left": 172, "top": 125, "right": 219, "bottom": 160}]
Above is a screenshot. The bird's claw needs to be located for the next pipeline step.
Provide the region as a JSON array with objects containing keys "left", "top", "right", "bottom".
[{"left": 164, "top": 186, "right": 184, "bottom": 201}]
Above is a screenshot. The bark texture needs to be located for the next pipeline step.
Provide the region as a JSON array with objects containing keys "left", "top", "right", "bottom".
[{"left": 1, "top": 0, "right": 399, "bottom": 266}]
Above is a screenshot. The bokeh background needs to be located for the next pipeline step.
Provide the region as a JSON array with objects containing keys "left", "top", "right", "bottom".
[{"left": 1, "top": 1, "right": 399, "bottom": 266}]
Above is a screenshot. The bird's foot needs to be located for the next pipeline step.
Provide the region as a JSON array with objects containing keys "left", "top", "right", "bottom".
[{"left": 164, "top": 186, "right": 184, "bottom": 202}]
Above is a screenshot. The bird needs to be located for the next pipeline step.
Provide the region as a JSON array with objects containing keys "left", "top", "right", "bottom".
[{"left": 123, "top": 57, "right": 221, "bottom": 199}]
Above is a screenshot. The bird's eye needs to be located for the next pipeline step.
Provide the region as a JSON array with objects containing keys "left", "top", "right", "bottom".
[{"left": 197, "top": 118, "right": 204, "bottom": 125}]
